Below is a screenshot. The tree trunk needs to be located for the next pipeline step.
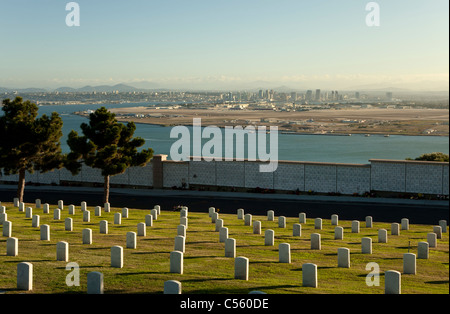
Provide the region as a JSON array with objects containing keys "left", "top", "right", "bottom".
[
  {"left": 104, "top": 175, "right": 110, "bottom": 204},
  {"left": 17, "top": 168, "right": 26, "bottom": 203}
]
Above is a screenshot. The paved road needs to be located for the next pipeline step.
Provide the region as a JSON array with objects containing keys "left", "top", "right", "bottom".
[{"left": 0, "top": 185, "right": 448, "bottom": 225}]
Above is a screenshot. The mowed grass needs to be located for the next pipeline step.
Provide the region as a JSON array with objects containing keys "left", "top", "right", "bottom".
[{"left": 0, "top": 201, "right": 448, "bottom": 294}]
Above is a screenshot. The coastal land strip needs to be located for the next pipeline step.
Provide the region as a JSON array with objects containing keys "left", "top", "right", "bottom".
[{"left": 78, "top": 107, "right": 449, "bottom": 136}]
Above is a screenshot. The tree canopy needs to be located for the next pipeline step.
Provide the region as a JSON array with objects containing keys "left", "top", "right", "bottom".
[
  {"left": 413, "top": 152, "right": 449, "bottom": 162},
  {"left": 65, "top": 107, "right": 153, "bottom": 203},
  {"left": 0, "top": 97, "right": 63, "bottom": 201}
]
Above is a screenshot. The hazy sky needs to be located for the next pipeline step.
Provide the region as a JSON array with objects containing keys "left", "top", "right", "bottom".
[{"left": 0, "top": 0, "right": 448, "bottom": 90}]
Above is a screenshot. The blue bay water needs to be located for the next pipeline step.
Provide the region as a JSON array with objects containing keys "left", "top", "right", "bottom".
[{"left": 31, "top": 103, "right": 450, "bottom": 164}]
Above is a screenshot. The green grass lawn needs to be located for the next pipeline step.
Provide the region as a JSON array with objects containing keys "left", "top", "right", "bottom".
[{"left": 0, "top": 201, "right": 448, "bottom": 294}]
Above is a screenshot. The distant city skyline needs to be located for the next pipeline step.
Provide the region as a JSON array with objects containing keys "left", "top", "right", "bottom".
[{"left": 0, "top": 0, "right": 448, "bottom": 91}]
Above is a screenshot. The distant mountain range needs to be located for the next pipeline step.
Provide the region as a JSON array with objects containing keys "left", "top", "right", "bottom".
[{"left": 1, "top": 81, "right": 448, "bottom": 94}]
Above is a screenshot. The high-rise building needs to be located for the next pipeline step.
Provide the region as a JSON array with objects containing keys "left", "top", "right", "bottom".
[
  {"left": 306, "top": 90, "right": 313, "bottom": 101},
  {"left": 386, "top": 92, "right": 393, "bottom": 101},
  {"left": 290, "top": 92, "right": 297, "bottom": 101},
  {"left": 355, "top": 92, "right": 360, "bottom": 99},
  {"left": 315, "top": 89, "right": 321, "bottom": 101}
]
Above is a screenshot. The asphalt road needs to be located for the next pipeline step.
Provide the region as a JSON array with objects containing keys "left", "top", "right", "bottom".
[{"left": 1, "top": 185, "right": 448, "bottom": 225}]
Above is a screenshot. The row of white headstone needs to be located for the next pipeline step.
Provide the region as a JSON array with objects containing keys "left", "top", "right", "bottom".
[
  {"left": 3, "top": 198, "right": 166, "bottom": 293},
  {"left": 207, "top": 206, "right": 448, "bottom": 294}
]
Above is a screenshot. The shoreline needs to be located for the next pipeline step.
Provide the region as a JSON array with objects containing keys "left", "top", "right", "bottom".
[{"left": 74, "top": 112, "right": 450, "bottom": 137}]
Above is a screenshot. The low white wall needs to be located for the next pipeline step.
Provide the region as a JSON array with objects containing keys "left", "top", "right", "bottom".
[{"left": 1, "top": 158, "right": 448, "bottom": 196}]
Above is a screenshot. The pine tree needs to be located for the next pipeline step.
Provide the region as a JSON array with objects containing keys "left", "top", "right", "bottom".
[
  {"left": 0, "top": 97, "right": 64, "bottom": 202},
  {"left": 65, "top": 107, "right": 153, "bottom": 203}
]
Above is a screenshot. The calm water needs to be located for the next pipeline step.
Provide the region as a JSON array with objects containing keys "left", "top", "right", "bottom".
[{"left": 20, "top": 103, "right": 450, "bottom": 164}]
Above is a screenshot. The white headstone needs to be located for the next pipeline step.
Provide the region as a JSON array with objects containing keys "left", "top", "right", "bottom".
[
  {"left": 100, "top": 220, "right": 108, "bottom": 234},
  {"left": 6, "top": 237, "right": 18, "bottom": 256},
  {"left": 56, "top": 241, "right": 69, "bottom": 262},
  {"left": 385, "top": 270, "right": 401, "bottom": 294},
  {"left": 25, "top": 207, "right": 32, "bottom": 219},
  {"left": 126, "top": 232, "right": 137, "bottom": 249},
  {"left": 335, "top": 226, "right": 344, "bottom": 240},
  {"left": 68, "top": 205, "right": 76, "bottom": 215},
  {"left": 439, "top": 220, "right": 447, "bottom": 233},
  {"left": 403, "top": 253, "right": 416, "bottom": 275},
  {"left": 417, "top": 242, "right": 429, "bottom": 259},
  {"left": 337, "top": 248, "right": 350, "bottom": 268},
  {"left": 311, "top": 233, "right": 321, "bottom": 250},
  {"left": 3, "top": 221, "right": 12, "bottom": 237},
  {"left": 35, "top": 199, "right": 41, "bottom": 209},
  {"left": 209, "top": 207, "right": 216, "bottom": 218},
  {"left": 43, "top": 203, "right": 50, "bottom": 214},
  {"left": 267, "top": 210, "right": 275, "bottom": 221},
  {"left": 314, "top": 218, "right": 322, "bottom": 230},
  {"left": 362, "top": 237, "right": 372, "bottom": 254},
  {"left": 19, "top": 202, "right": 25, "bottom": 212},
  {"left": 174, "top": 235, "right": 185, "bottom": 253},
  {"left": 427, "top": 232, "right": 437, "bottom": 248},
  {"left": 433, "top": 226, "right": 442, "bottom": 239},
  {"left": 81, "top": 201, "right": 87, "bottom": 211},
  {"left": 265, "top": 229, "right": 274, "bottom": 246},
  {"left": 302, "top": 263, "right": 318, "bottom": 288},
  {"left": 65, "top": 218, "right": 73, "bottom": 231},
  {"left": 378, "top": 229, "right": 388, "bottom": 243},
  {"left": 95, "top": 206, "right": 101, "bottom": 217},
  {"left": 32, "top": 215, "right": 40, "bottom": 228},
  {"left": 299, "top": 212, "right": 306, "bottom": 224},
  {"left": 170, "top": 251, "right": 183, "bottom": 274},
  {"left": 13, "top": 198, "right": 19, "bottom": 207},
  {"left": 58, "top": 200, "right": 64, "bottom": 211},
  {"left": 235, "top": 256, "right": 249, "bottom": 280},
  {"left": 114, "top": 212, "right": 121, "bottom": 225},
  {"left": 111, "top": 246, "right": 123, "bottom": 268},
  {"left": 253, "top": 221, "right": 261, "bottom": 235},
  {"left": 391, "top": 223, "right": 400, "bottom": 236},
  {"left": 40, "top": 224, "right": 50, "bottom": 241},
  {"left": 279, "top": 243, "right": 291, "bottom": 263},
  {"left": 0, "top": 213, "right": 7, "bottom": 224},
  {"left": 83, "top": 210, "right": 90, "bottom": 222},
  {"left": 145, "top": 214, "right": 153, "bottom": 227},
  {"left": 164, "top": 280, "right": 182, "bottom": 294},
  {"left": 366, "top": 216, "right": 373, "bottom": 228},
  {"left": 244, "top": 214, "right": 252, "bottom": 226},
  {"left": 278, "top": 216, "right": 286, "bottom": 228},
  {"left": 177, "top": 224, "right": 186, "bottom": 237},
  {"left": 104, "top": 203, "right": 110, "bottom": 213},
  {"left": 150, "top": 208, "right": 158, "bottom": 221},
  {"left": 219, "top": 227, "right": 228, "bottom": 243},
  {"left": 180, "top": 217, "right": 188, "bottom": 229},
  {"left": 225, "top": 238, "right": 236, "bottom": 258},
  {"left": 351, "top": 220, "right": 360, "bottom": 233},
  {"left": 215, "top": 218, "right": 224, "bottom": 232},
  {"left": 211, "top": 212, "right": 219, "bottom": 224},
  {"left": 401, "top": 218, "right": 409, "bottom": 231},
  {"left": 331, "top": 214, "right": 338, "bottom": 226},
  {"left": 87, "top": 272, "right": 103, "bottom": 294},
  {"left": 137, "top": 223, "right": 146, "bottom": 237},
  {"left": 237, "top": 208, "right": 244, "bottom": 220},
  {"left": 83, "top": 229, "right": 92, "bottom": 245},
  {"left": 17, "top": 262, "right": 33, "bottom": 291},
  {"left": 122, "top": 208, "right": 129, "bottom": 218},
  {"left": 53, "top": 208, "right": 61, "bottom": 220},
  {"left": 155, "top": 205, "right": 161, "bottom": 215},
  {"left": 293, "top": 224, "right": 302, "bottom": 237}
]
